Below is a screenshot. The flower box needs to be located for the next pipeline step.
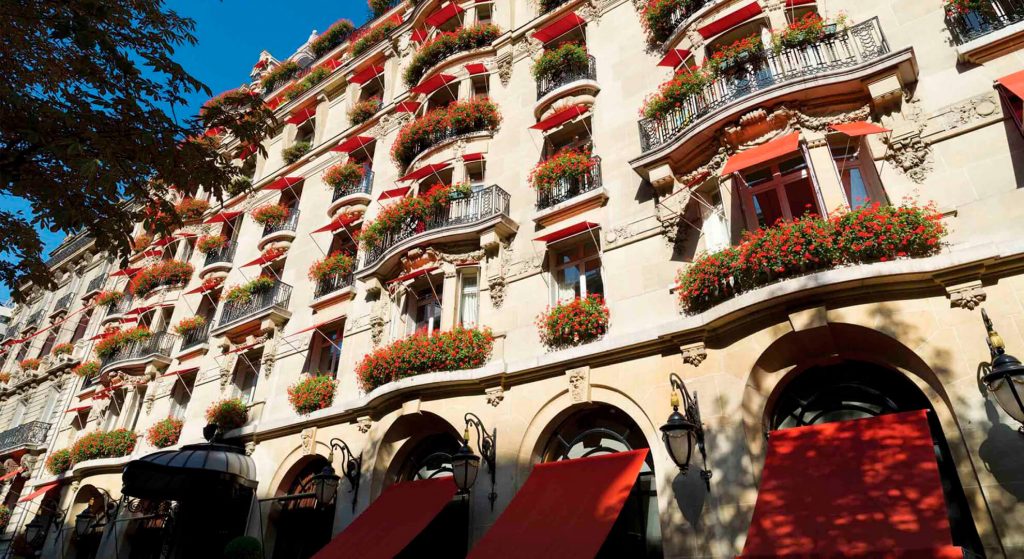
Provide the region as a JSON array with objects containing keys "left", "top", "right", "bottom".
[
  {"left": 641, "top": 0, "right": 695, "bottom": 44},
  {"left": 349, "top": 97, "right": 382, "bottom": 125},
  {"left": 175, "top": 198, "right": 210, "bottom": 222},
  {"left": 199, "top": 276, "right": 225, "bottom": 292},
  {"left": 174, "top": 316, "right": 207, "bottom": 335},
  {"left": 197, "top": 234, "right": 228, "bottom": 254},
  {"left": 130, "top": 260, "right": 194, "bottom": 297},
  {"left": 771, "top": 13, "right": 849, "bottom": 52},
  {"left": 73, "top": 361, "right": 100, "bottom": 379},
  {"left": 944, "top": 0, "right": 986, "bottom": 16},
  {"left": 19, "top": 358, "right": 41, "bottom": 371},
  {"left": 206, "top": 398, "right": 248, "bottom": 430},
  {"left": 224, "top": 276, "right": 275, "bottom": 304},
  {"left": 94, "top": 327, "right": 152, "bottom": 359},
  {"left": 52, "top": 343, "right": 74, "bottom": 357},
  {"left": 358, "top": 183, "right": 471, "bottom": 251},
  {"left": 532, "top": 43, "right": 590, "bottom": 82},
  {"left": 132, "top": 233, "right": 153, "bottom": 252},
  {"left": 391, "top": 98, "right": 501, "bottom": 168},
  {"left": 351, "top": 18, "right": 399, "bottom": 58},
  {"left": 309, "top": 252, "right": 355, "bottom": 282},
  {"left": 357, "top": 327, "right": 494, "bottom": 391},
  {"left": 707, "top": 35, "right": 765, "bottom": 73},
  {"left": 537, "top": 294, "right": 609, "bottom": 349},
  {"left": 311, "top": 18, "right": 356, "bottom": 58},
  {"left": 261, "top": 60, "right": 300, "bottom": 94},
  {"left": 284, "top": 66, "right": 331, "bottom": 101},
  {"left": 146, "top": 418, "right": 183, "bottom": 449},
  {"left": 529, "top": 147, "right": 598, "bottom": 194},
  {"left": 288, "top": 375, "right": 337, "bottom": 415},
  {"left": 282, "top": 141, "right": 311, "bottom": 164},
  {"left": 94, "top": 290, "right": 124, "bottom": 307},
  {"left": 403, "top": 24, "right": 502, "bottom": 87},
  {"left": 251, "top": 204, "right": 290, "bottom": 227},
  {"left": 46, "top": 449, "right": 72, "bottom": 475},
  {"left": 640, "top": 67, "right": 711, "bottom": 119},
  {"left": 70, "top": 429, "right": 138, "bottom": 463},
  {"left": 324, "top": 162, "right": 366, "bottom": 191}
]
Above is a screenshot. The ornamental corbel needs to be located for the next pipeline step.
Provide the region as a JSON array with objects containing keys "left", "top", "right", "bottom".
[
  {"left": 485, "top": 386, "right": 505, "bottom": 407},
  {"left": 357, "top": 416, "right": 373, "bottom": 433},
  {"left": 680, "top": 342, "right": 707, "bottom": 368},
  {"left": 947, "top": 280, "right": 986, "bottom": 310}
]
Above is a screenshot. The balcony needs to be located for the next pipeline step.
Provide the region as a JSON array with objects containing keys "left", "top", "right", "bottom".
[
  {"left": 332, "top": 170, "right": 375, "bottom": 203},
  {"left": 84, "top": 275, "right": 106, "bottom": 297},
  {"left": 22, "top": 312, "right": 43, "bottom": 332},
  {"left": 314, "top": 273, "right": 355, "bottom": 300},
  {"left": 644, "top": 0, "right": 712, "bottom": 44},
  {"left": 637, "top": 18, "right": 892, "bottom": 153},
  {"left": 46, "top": 234, "right": 93, "bottom": 267},
  {"left": 179, "top": 321, "right": 212, "bottom": 352},
  {"left": 50, "top": 293, "right": 74, "bottom": 317},
  {"left": 215, "top": 280, "right": 292, "bottom": 333},
  {"left": 259, "top": 210, "right": 300, "bottom": 250},
  {"left": 102, "top": 294, "right": 134, "bottom": 323},
  {"left": 0, "top": 421, "right": 50, "bottom": 455},
  {"left": 99, "top": 331, "right": 178, "bottom": 374},
  {"left": 360, "top": 185, "right": 514, "bottom": 271},
  {"left": 537, "top": 54, "right": 597, "bottom": 101},
  {"left": 947, "top": 0, "right": 1024, "bottom": 44},
  {"left": 536, "top": 156, "right": 603, "bottom": 210},
  {"left": 539, "top": 0, "right": 576, "bottom": 14},
  {"left": 203, "top": 241, "right": 237, "bottom": 270}
]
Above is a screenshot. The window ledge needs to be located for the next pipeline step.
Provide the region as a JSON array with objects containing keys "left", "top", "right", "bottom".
[
  {"left": 533, "top": 187, "right": 608, "bottom": 227},
  {"left": 955, "top": 21, "right": 1024, "bottom": 63}
]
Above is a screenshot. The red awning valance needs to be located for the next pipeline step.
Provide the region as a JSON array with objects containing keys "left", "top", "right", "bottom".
[
  {"left": 243, "top": 251, "right": 287, "bottom": 267},
  {"left": 426, "top": 2, "right": 465, "bottom": 28},
  {"left": 66, "top": 404, "right": 92, "bottom": 414},
  {"left": 289, "top": 318, "right": 345, "bottom": 337},
  {"left": 286, "top": 104, "right": 317, "bottom": 125},
  {"left": 412, "top": 73, "right": 457, "bottom": 95},
  {"left": 160, "top": 366, "right": 199, "bottom": 379},
  {"left": 398, "top": 162, "right": 451, "bottom": 182},
  {"left": 829, "top": 121, "right": 892, "bottom": 137},
  {"left": 332, "top": 136, "right": 375, "bottom": 154},
  {"left": 411, "top": 29, "right": 430, "bottom": 43},
  {"left": 311, "top": 478, "right": 457, "bottom": 559},
  {"left": 658, "top": 49, "right": 691, "bottom": 68},
  {"left": 535, "top": 221, "right": 599, "bottom": 244},
  {"left": 996, "top": 69, "right": 1024, "bottom": 98},
  {"left": 19, "top": 482, "right": 61, "bottom": 503},
  {"left": 395, "top": 100, "right": 421, "bottom": 113},
  {"left": 204, "top": 210, "right": 242, "bottom": 225},
  {"left": 110, "top": 267, "right": 141, "bottom": 278},
  {"left": 530, "top": 104, "right": 589, "bottom": 131},
  {"left": 467, "top": 450, "right": 649, "bottom": 559},
  {"left": 0, "top": 468, "right": 23, "bottom": 482},
  {"left": 740, "top": 411, "right": 962, "bottom": 558},
  {"left": 463, "top": 152, "right": 485, "bottom": 162},
  {"left": 266, "top": 176, "right": 303, "bottom": 191},
  {"left": 532, "top": 12, "right": 586, "bottom": 44},
  {"left": 697, "top": 2, "right": 763, "bottom": 39},
  {"left": 388, "top": 266, "right": 440, "bottom": 285},
  {"left": 321, "top": 58, "right": 344, "bottom": 72},
  {"left": 313, "top": 213, "right": 360, "bottom": 233},
  {"left": 721, "top": 132, "right": 801, "bottom": 176},
  {"left": 351, "top": 64, "right": 385, "bottom": 85},
  {"left": 379, "top": 186, "right": 412, "bottom": 201},
  {"left": 465, "top": 63, "right": 488, "bottom": 75}
]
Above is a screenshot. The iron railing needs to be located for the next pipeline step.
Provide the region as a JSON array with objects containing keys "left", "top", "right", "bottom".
[
  {"left": 99, "top": 332, "right": 178, "bottom": 370},
  {"left": 332, "top": 170, "right": 375, "bottom": 203},
  {"left": 217, "top": 280, "right": 292, "bottom": 329},
  {"left": 85, "top": 275, "right": 106, "bottom": 295},
  {"left": 646, "top": 0, "right": 712, "bottom": 43},
  {"left": 108, "top": 294, "right": 134, "bottom": 316},
  {"left": 52, "top": 293, "right": 73, "bottom": 314},
  {"left": 946, "top": 0, "right": 1024, "bottom": 44},
  {"left": 537, "top": 55, "right": 597, "bottom": 99},
  {"left": 46, "top": 234, "right": 93, "bottom": 267},
  {"left": 638, "top": 18, "right": 890, "bottom": 153},
  {"left": 362, "top": 185, "right": 511, "bottom": 267},
  {"left": 400, "top": 126, "right": 497, "bottom": 171},
  {"left": 539, "top": 0, "right": 576, "bottom": 14},
  {"left": 536, "top": 156, "right": 603, "bottom": 210},
  {"left": 204, "top": 241, "right": 237, "bottom": 268},
  {"left": 24, "top": 312, "right": 43, "bottom": 330},
  {"left": 314, "top": 273, "right": 355, "bottom": 299},
  {"left": 179, "top": 321, "right": 212, "bottom": 351},
  {"left": 262, "top": 209, "right": 300, "bottom": 238},
  {"left": 0, "top": 421, "right": 50, "bottom": 453}
]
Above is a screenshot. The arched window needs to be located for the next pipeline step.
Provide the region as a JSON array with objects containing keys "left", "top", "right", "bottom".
[{"left": 271, "top": 456, "right": 334, "bottom": 559}]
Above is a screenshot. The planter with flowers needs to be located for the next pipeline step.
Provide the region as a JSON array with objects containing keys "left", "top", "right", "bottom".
[
  {"left": 131, "top": 260, "right": 194, "bottom": 297},
  {"left": 175, "top": 198, "right": 210, "bottom": 222},
  {"left": 251, "top": 205, "right": 290, "bottom": 227},
  {"left": 261, "top": 60, "right": 300, "bottom": 94},
  {"left": 19, "top": 358, "right": 41, "bottom": 371},
  {"left": 197, "top": 234, "right": 228, "bottom": 254},
  {"left": 944, "top": 0, "right": 987, "bottom": 17},
  {"left": 198, "top": 276, "right": 226, "bottom": 293},
  {"left": 391, "top": 98, "right": 502, "bottom": 168},
  {"left": 146, "top": 418, "right": 184, "bottom": 449},
  {"left": 224, "top": 277, "right": 276, "bottom": 304},
  {"left": 536, "top": 294, "right": 610, "bottom": 350},
  {"left": 284, "top": 66, "right": 331, "bottom": 102},
  {"left": 351, "top": 17, "right": 400, "bottom": 58},
  {"left": 94, "top": 290, "right": 124, "bottom": 307},
  {"left": 206, "top": 398, "right": 249, "bottom": 430},
  {"left": 309, "top": 252, "right": 355, "bottom": 283},
  {"left": 132, "top": 233, "right": 153, "bottom": 252},
  {"left": 201, "top": 87, "right": 258, "bottom": 118},
  {"left": 641, "top": 0, "right": 698, "bottom": 45},
  {"left": 282, "top": 141, "right": 311, "bottom": 165},
  {"left": 403, "top": 24, "right": 502, "bottom": 87},
  {"left": 357, "top": 327, "right": 494, "bottom": 391},
  {"left": 358, "top": 183, "right": 471, "bottom": 252},
  {"left": 0, "top": 373, "right": 9, "bottom": 384},
  {"left": 312, "top": 18, "right": 356, "bottom": 58},
  {"left": 640, "top": 66, "right": 712, "bottom": 119},
  {"left": 707, "top": 35, "right": 765, "bottom": 73},
  {"left": 771, "top": 12, "right": 849, "bottom": 52},
  {"left": 70, "top": 429, "right": 138, "bottom": 463},
  {"left": 369, "top": 0, "right": 396, "bottom": 17},
  {"left": 52, "top": 343, "right": 74, "bottom": 357},
  {"left": 529, "top": 147, "right": 599, "bottom": 196},
  {"left": 288, "top": 375, "right": 337, "bottom": 415},
  {"left": 174, "top": 316, "right": 207, "bottom": 336},
  {"left": 46, "top": 449, "right": 73, "bottom": 475},
  {"left": 94, "top": 327, "right": 152, "bottom": 360},
  {"left": 349, "top": 97, "right": 382, "bottom": 125},
  {"left": 73, "top": 361, "right": 100, "bottom": 379},
  {"left": 532, "top": 42, "right": 591, "bottom": 84},
  {"left": 324, "top": 162, "right": 366, "bottom": 194}
]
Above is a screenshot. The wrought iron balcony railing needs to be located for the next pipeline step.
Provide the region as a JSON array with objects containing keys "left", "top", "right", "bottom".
[
  {"left": 24, "top": 312, "right": 43, "bottom": 330},
  {"left": 401, "top": 125, "right": 497, "bottom": 171},
  {"left": 108, "top": 294, "right": 134, "bottom": 316},
  {"left": 204, "top": 241, "right": 237, "bottom": 268},
  {"left": 46, "top": 234, "right": 93, "bottom": 267},
  {"left": 86, "top": 275, "right": 106, "bottom": 294},
  {"left": 645, "top": 0, "right": 712, "bottom": 44},
  {"left": 217, "top": 280, "right": 292, "bottom": 329},
  {"left": 537, "top": 55, "right": 597, "bottom": 99},
  {"left": 536, "top": 156, "right": 603, "bottom": 210},
  {"left": 638, "top": 18, "right": 890, "bottom": 153},
  {"left": 179, "top": 321, "right": 212, "bottom": 351},
  {"left": 0, "top": 421, "right": 50, "bottom": 454},
  {"left": 946, "top": 0, "right": 1024, "bottom": 44},
  {"left": 332, "top": 170, "right": 375, "bottom": 203},
  {"left": 362, "top": 185, "right": 512, "bottom": 267},
  {"left": 52, "top": 293, "right": 73, "bottom": 314},
  {"left": 539, "top": 0, "right": 576, "bottom": 14},
  {"left": 99, "top": 331, "right": 178, "bottom": 370},
  {"left": 315, "top": 273, "right": 355, "bottom": 299},
  {"left": 263, "top": 209, "right": 300, "bottom": 238}
]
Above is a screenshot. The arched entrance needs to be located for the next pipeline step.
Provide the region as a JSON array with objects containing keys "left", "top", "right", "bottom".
[
  {"left": 66, "top": 486, "right": 106, "bottom": 559},
  {"left": 392, "top": 431, "right": 466, "bottom": 558},
  {"left": 270, "top": 455, "right": 335, "bottom": 559}
]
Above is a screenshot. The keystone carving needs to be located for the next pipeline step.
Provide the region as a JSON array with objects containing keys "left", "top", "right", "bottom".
[
  {"left": 566, "top": 366, "right": 591, "bottom": 403},
  {"left": 947, "top": 280, "right": 986, "bottom": 310},
  {"left": 485, "top": 386, "right": 505, "bottom": 407},
  {"left": 244, "top": 441, "right": 256, "bottom": 456},
  {"left": 357, "top": 416, "right": 373, "bottom": 434},
  {"left": 300, "top": 427, "right": 317, "bottom": 455},
  {"left": 681, "top": 342, "right": 707, "bottom": 367}
]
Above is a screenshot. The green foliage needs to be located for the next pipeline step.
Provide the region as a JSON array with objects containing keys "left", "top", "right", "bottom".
[
  {"left": 403, "top": 24, "right": 502, "bottom": 87},
  {"left": 282, "top": 141, "right": 311, "bottom": 164},
  {"left": 223, "top": 536, "right": 262, "bottom": 559},
  {"left": 311, "top": 19, "right": 356, "bottom": 58},
  {"left": 531, "top": 43, "right": 590, "bottom": 81}
]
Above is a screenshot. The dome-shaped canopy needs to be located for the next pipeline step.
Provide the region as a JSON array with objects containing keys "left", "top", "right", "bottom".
[{"left": 122, "top": 442, "right": 257, "bottom": 502}]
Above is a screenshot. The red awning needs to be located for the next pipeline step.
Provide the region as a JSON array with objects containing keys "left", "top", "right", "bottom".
[
  {"left": 351, "top": 64, "right": 385, "bottom": 85},
  {"left": 740, "top": 411, "right": 962, "bottom": 558},
  {"left": 425, "top": 2, "right": 465, "bottom": 28},
  {"left": 530, "top": 104, "right": 589, "bottom": 131},
  {"left": 312, "top": 478, "right": 457, "bottom": 559},
  {"left": 0, "top": 468, "right": 23, "bottom": 482},
  {"left": 138, "top": 249, "right": 163, "bottom": 258},
  {"left": 697, "top": 2, "right": 763, "bottom": 39},
  {"left": 86, "top": 332, "right": 111, "bottom": 342},
  {"left": 289, "top": 319, "right": 344, "bottom": 337},
  {"left": 286, "top": 104, "right": 317, "bottom": 125},
  {"left": 395, "top": 100, "right": 421, "bottom": 113},
  {"left": 313, "top": 213, "right": 360, "bottom": 233},
  {"left": 467, "top": 450, "right": 649, "bottom": 559},
  {"left": 721, "top": 132, "right": 801, "bottom": 176},
  {"left": 266, "top": 176, "right": 304, "bottom": 191},
  {"left": 398, "top": 162, "right": 451, "bottom": 182},
  {"left": 243, "top": 251, "right": 287, "bottom": 267},
  {"left": 236, "top": 144, "right": 258, "bottom": 160},
  {"left": 110, "top": 267, "right": 141, "bottom": 278},
  {"left": 160, "top": 366, "right": 199, "bottom": 379},
  {"left": 332, "top": 136, "right": 375, "bottom": 153},
  {"left": 321, "top": 58, "right": 344, "bottom": 72},
  {"left": 126, "top": 305, "right": 154, "bottom": 316},
  {"left": 411, "top": 73, "right": 457, "bottom": 95},
  {"left": 463, "top": 152, "right": 485, "bottom": 162},
  {"left": 151, "top": 236, "right": 176, "bottom": 247},
  {"left": 785, "top": 0, "right": 816, "bottom": 6},
  {"left": 204, "top": 210, "right": 243, "bottom": 225},
  {"left": 378, "top": 186, "right": 412, "bottom": 201},
  {"left": 658, "top": 49, "right": 692, "bottom": 68},
  {"left": 411, "top": 29, "right": 430, "bottom": 43},
  {"left": 997, "top": 69, "right": 1024, "bottom": 98},
  {"left": 532, "top": 12, "right": 586, "bottom": 44},
  {"left": 465, "top": 63, "right": 488, "bottom": 75},
  {"left": 175, "top": 232, "right": 197, "bottom": 239},
  {"left": 388, "top": 266, "right": 440, "bottom": 285},
  {"left": 534, "top": 221, "right": 600, "bottom": 243},
  {"left": 829, "top": 121, "right": 892, "bottom": 136},
  {"left": 19, "top": 482, "right": 61, "bottom": 503},
  {"left": 66, "top": 404, "right": 92, "bottom": 414}
]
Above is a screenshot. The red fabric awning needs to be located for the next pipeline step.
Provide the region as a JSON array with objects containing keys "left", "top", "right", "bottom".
[
  {"left": 425, "top": 2, "right": 465, "bottom": 28},
  {"left": 286, "top": 104, "right": 317, "bottom": 125},
  {"left": 289, "top": 318, "right": 344, "bottom": 337},
  {"left": 411, "top": 29, "right": 430, "bottom": 43},
  {"left": 204, "top": 210, "right": 242, "bottom": 225},
  {"left": 395, "top": 100, "right": 421, "bottom": 113},
  {"left": 151, "top": 236, "right": 176, "bottom": 247},
  {"left": 332, "top": 136, "right": 375, "bottom": 153},
  {"left": 697, "top": 2, "right": 763, "bottom": 39},
  {"left": 467, "top": 450, "right": 649, "bottom": 559},
  {"left": 351, "top": 65, "right": 385, "bottom": 85},
  {"left": 388, "top": 266, "right": 440, "bottom": 285},
  {"left": 185, "top": 281, "right": 223, "bottom": 295},
  {"left": 530, "top": 104, "right": 589, "bottom": 131},
  {"left": 0, "top": 468, "right": 23, "bottom": 482},
  {"left": 466, "top": 63, "right": 488, "bottom": 75},
  {"left": 740, "top": 410, "right": 962, "bottom": 558},
  {"left": 160, "top": 366, "right": 199, "bottom": 379},
  {"left": 785, "top": 0, "right": 816, "bottom": 6},
  {"left": 721, "top": 132, "right": 801, "bottom": 176},
  {"left": 532, "top": 12, "right": 586, "bottom": 44},
  {"left": 66, "top": 404, "right": 92, "bottom": 414},
  {"left": 398, "top": 162, "right": 451, "bottom": 182},
  {"left": 266, "top": 176, "right": 304, "bottom": 191},
  {"left": 829, "top": 121, "right": 892, "bottom": 136},
  {"left": 411, "top": 73, "right": 457, "bottom": 95},
  {"left": 379, "top": 186, "right": 412, "bottom": 201},
  {"left": 534, "top": 221, "right": 600, "bottom": 243},
  {"left": 138, "top": 249, "right": 163, "bottom": 258},
  {"left": 313, "top": 213, "right": 360, "bottom": 233},
  {"left": 19, "top": 482, "right": 61, "bottom": 503},
  {"left": 126, "top": 305, "right": 153, "bottom": 316},
  {"left": 322, "top": 58, "right": 344, "bottom": 72},
  {"left": 243, "top": 251, "right": 287, "bottom": 267},
  {"left": 110, "top": 267, "right": 141, "bottom": 278},
  {"left": 236, "top": 144, "right": 258, "bottom": 160},
  {"left": 997, "top": 69, "right": 1024, "bottom": 98},
  {"left": 658, "top": 49, "right": 691, "bottom": 68},
  {"left": 463, "top": 152, "right": 485, "bottom": 162}
]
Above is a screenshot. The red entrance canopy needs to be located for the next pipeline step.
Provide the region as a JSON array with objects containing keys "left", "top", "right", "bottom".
[
  {"left": 425, "top": 2, "right": 465, "bottom": 28},
  {"left": 332, "top": 136, "right": 375, "bottom": 153},
  {"left": 204, "top": 210, "right": 242, "bottom": 225},
  {"left": 19, "top": 482, "right": 61, "bottom": 503},
  {"left": 697, "top": 2, "right": 763, "bottom": 39},
  {"left": 467, "top": 450, "right": 648, "bottom": 559},
  {"left": 266, "top": 176, "right": 303, "bottom": 191},
  {"left": 829, "top": 121, "right": 892, "bottom": 136},
  {"left": 465, "top": 63, "right": 488, "bottom": 75},
  {"left": 160, "top": 366, "right": 199, "bottom": 379},
  {"left": 658, "top": 49, "right": 691, "bottom": 68},
  {"left": 313, "top": 213, "right": 360, "bottom": 233},
  {"left": 311, "top": 478, "right": 457, "bottom": 559},
  {"left": 740, "top": 411, "right": 963, "bottom": 558},
  {"left": 398, "top": 162, "right": 451, "bottom": 182},
  {"left": 378, "top": 186, "right": 412, "bottom": 201},
  {"left": 350, "top": 65, "right": 384, "bottom": 85},
  {"left": 532, "top": 12, "right": 586, "bottom": 44},
  {"left": 721, "top": 132, "right": 800, "bottom": 176},
  {"left": 530, "top": 104, "right": 589, "bottom": 131},
  {"left": 286, "top": 104, "right": 317, "bottom": 125},
  {"left": 411, "top": 73, "right": 457, "bottom": 95},
  {"left": 535, "top": 221, "right": 599, "bottom": 243}
]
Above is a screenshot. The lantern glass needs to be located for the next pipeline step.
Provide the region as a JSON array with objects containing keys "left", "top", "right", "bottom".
[
  {"left": 988, "top": 376, "right": 1024, "bottom": 423},
  {"left": 313, "top": 467, "right": 341, "bottom": 507},
  {"left": 664, "top": 428, "right": 696, "bottom": 470},
  {"left": 451, "top": 446, "right": 480, "bottom": 492},
  {"left": 74, "top": 509, "right": 95, "bottom": 538}
]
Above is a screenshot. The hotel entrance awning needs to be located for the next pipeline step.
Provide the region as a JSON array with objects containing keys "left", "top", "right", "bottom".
[
  {"left": 312, "top": 477, "right": 457, "bottom": 559},
  {"left": 739, "top": 410, "right": 963, "bottom": 558},
  {"left": 466, "top": 449, "right": 648, "bottom": 559}
]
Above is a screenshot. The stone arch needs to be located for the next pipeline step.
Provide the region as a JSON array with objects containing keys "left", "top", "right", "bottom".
[{"left": 365, "top": 411, "right": 462, "bottom": 501}]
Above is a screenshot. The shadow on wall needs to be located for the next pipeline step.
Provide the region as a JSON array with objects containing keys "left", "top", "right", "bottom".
[{"left": 976, "top": 362, "right": 1024, "bottom": 503}]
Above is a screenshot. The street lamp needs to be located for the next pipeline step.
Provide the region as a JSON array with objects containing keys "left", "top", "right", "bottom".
[
  {"left": 73, "top": 507, "right": 95, "bottom": 539},
  {"left": 981, "top": 309, "right": 1024, "bottom": 433},
  {"left": 452, "top": 413, "right": 497, "bottom": 508},
  {"left": 660, "top": 373, "right": 711, "bottom": 489},
  {"left": 72, "top": 490, "right": 115, "bottom": 540},
  {"left": 313, "top": 438, "right": 362, "bottom": 512}
]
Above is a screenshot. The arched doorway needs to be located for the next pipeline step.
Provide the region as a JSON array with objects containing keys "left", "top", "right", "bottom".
[
  {"left": 767, "top": 360, "right": 984, "bottom": 556},
  {"left": 539, "top": 404, "right": 663, "bottom": 559},
  {"left": 393, "top": 432, "right": 467, "bottom": 559},
  {"left": 270, "top": 455, "right": 335, "bottom": 559},
  {"left": 66, "top": 486, "right": 106, "bottom": 559}
]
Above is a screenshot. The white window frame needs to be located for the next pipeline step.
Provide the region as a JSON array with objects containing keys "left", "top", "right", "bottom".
[{"left": 551, "top": 241, "right": 603, "bottom": 305}]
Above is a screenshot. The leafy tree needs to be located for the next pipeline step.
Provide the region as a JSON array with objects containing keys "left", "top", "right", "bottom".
[{"left": 0, "top": 1, "right": 276, "bottom": 299}]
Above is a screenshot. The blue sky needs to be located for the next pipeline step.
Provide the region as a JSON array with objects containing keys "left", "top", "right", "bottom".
[{"left": 0, "top": 0, "right": 370, "bottom": 301}]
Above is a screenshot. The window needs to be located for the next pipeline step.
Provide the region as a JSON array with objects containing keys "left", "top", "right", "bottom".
[
  {"left": 126, "top": 386, "right": 147, "bottom": 432},
  {"left": 39, "top": 388, "right": 59, "bottom": 424},
  {"left": 553, "top": 241, "right": 603, "bottom": 303},
  {"left": 739, "top": 154, "right": 823, "bottom": 229},
  {"left": 426, "top": 85, "right": 457, "bottom": 112},
  {"left": 408, "top": 285, "right": 443, "bottom": 336},
  {"left": 240, "top": 156, "right": 257, "bottom": 180},
  {"left": 70, "top": 310, "right": 92, "bottom": 344},
  {"left": 169, "top": 372, "right": 197, "bottom": 419},
  {"left": 457, "top": 272, "right": 479, "bottom": 327},
  {"left": 103, "top": 389, "right": 126, "bottom": 431},
  {"left": 234, "top": 355, "right": 261, "bottom": 404},
  {"left": 310, "top": 323, "right": 344, "bottom": 378},
  {"left": 699, "top": 188, "right": 730, "bottom": 253},
  {"left": 475, "top": 2, "right": 493, "bottom": 24},
  {"left": 38, "top": 331, "right": 57, "bottom": 359},
  {"left": 471, "top": 75, "right": 489, "bottom": 99},
  {"left": 10, "top": 400, "right": 27, "bottom": 427},
  {"left": 295, "top": 119, "right": 315, "bottom": 146},
  {"left": 831, "top": 144, "right": 872, "bottom": 209}
]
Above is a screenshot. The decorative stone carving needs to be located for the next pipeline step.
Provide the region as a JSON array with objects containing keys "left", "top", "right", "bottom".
[
  {"left": 300, "top": 427, "right": 317, "bottom": 455},
  {"left": 218, "top": 352, "right": 239, "bottom": 391},
  {"left": 947, "top": 280, "right": 986, "bottom": 310},
  {"left": 681, "top": 342, "right": 707, "bottom": 367},
  {"left": 19, "top": 454, "right": 38, "bottom": 477},
  {"left": 566, "top": 366, "right": 591, "bottom": 403},
  {"left": 261, "top": 329, "right": 280, "bottom": 378},
  {"left": 496, "top": 52, "right": 513, "bottom": 86},
  {"left": 369, "top": 316, "right": 385, "bottom": 347},
  {"left": 244, "top": 441, "right": 256, "bottom": 456},
  {"left": 357, "top": 416, "right": 373, "bottom": 434},
  {"left": 488, "top": 275, "right": 506, "bottom": 308},
  {"left": 883, "top": 131, "right": 932, "bottom": 184},
  {"left": 143, "top": 388, "right": 157, "bottom": 414},
  {"left": 2, "top": 459, "right": 19, "bottom": 478},
  {"left": 933, "top": 92, "right": 999, "bottom": 133},
  {"left": 485, "top": 386, "right": 504, "bottom": 407}
]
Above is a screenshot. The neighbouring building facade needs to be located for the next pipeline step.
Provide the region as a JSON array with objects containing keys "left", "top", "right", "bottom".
[{"left": 0, "top": 0, "right": 1022, "bottom": 557}]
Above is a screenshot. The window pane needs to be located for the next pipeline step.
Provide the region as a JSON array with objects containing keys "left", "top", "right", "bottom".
[
  {"left": 778, "top": 155, "right": 808, "bottom": 176},
  {"left": 459, "top": 275, "right": 479, "bottom": 327},
  {"left": 843, "top": 168, "right": 870, "bottom": 209},
  {"left": 784, "top": 177, "right": 819, "bottom": 218},
  {"left": 743, "top": 168, "right": 772, "bottom": 186},
  {"left": 557, "top": 264, "right": 582, "bottom": 301},
  {"left": 583, "top": 260, "right": 604, "bottom": 297},
  {"left": 752, "top": 191, "right": 784, "bottom": 228}
]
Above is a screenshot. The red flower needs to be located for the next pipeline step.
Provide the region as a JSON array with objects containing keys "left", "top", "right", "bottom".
[
  {"left": 536, "top": 294, "right": 610, "bottom": 349},
  {"left": 356, "top": 327, "right": 494, "bottom": 391}
]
